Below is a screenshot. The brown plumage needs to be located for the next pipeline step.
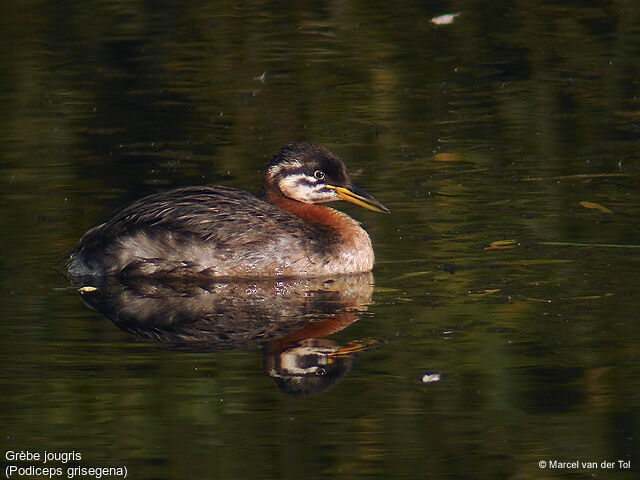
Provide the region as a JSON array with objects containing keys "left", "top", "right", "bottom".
[{"left": 67, "top": 142, "right": 388, "bottom": 278}]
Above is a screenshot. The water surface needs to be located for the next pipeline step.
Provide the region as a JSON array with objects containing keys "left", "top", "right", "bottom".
[{"left": 1, "top": 2, "right": 639, "bottom": 479}]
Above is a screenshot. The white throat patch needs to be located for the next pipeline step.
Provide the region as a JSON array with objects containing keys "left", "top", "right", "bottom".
[{"left": 279, "top": 174, "right": 337, "bottom": 203}]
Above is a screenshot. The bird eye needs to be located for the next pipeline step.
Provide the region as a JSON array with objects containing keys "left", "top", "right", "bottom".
[{"left": 314, "top": 170, "right": 325, "bottom": 180}]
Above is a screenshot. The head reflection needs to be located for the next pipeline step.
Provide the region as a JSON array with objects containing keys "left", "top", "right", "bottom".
[
  {"left": 265, "top": 337, "right": 376, "bottom": 396},
  {"left": 74, "top": 273, "right": 376, "bottom": 395}
]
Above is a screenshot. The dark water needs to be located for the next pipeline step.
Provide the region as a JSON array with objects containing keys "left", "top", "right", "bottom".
[{"left": 2, "top": 2, "right": 640, "bottom": 479}]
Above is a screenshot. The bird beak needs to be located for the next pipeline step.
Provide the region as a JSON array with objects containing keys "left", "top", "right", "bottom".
[
  {"left": 327, "top": 339, "right": 378, "bottom": 360},
  {"left": 327, "top": 184, "right": 390, "bottom": 213}
]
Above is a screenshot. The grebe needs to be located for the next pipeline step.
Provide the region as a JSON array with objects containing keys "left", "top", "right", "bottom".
[{"left": 67, "top": 142, "right": 388, "bottom": 279}]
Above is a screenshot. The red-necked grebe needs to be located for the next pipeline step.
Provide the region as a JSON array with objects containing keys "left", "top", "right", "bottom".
[{"left": 67, "top": 142, "right": 389, "bottom": 278}]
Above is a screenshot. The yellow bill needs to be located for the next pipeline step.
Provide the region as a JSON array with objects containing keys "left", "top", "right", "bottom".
[{"left": 327, "top": 185, "right": 390, "bottom": 213}]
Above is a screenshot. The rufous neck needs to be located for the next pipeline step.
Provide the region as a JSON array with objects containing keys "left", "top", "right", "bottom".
[
  {"left": 266, "top": 189, "right": 346, "bottom": 230},
  {"left": 265, "top": 187, "right": 375, "bottom": 273}
]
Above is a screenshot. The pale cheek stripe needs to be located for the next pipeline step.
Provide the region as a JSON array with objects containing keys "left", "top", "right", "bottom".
[{"left": 279, "top": 174, "right": 335, "bottom": 202}]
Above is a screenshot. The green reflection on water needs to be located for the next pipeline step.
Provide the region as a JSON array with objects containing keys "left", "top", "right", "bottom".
[{"left": 1, "top": 1, "right": 639, "bottom": 479}]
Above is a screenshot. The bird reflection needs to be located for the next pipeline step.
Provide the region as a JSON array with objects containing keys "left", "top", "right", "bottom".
[{"left": 74, "top": 273, "right": 376, "bottom": 395}]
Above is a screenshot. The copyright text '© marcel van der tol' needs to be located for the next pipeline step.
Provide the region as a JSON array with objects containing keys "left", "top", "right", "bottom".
[{"left": 539, "top": 459, "right": 631, "bottom": 470}]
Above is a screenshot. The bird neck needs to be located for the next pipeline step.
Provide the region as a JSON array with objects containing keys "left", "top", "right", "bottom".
[
  {"left": 266, "top": 190, "right": 357, "bottom": 233},
  {"left": 265, "top": 189, "right": 375, "bottom": 273}
]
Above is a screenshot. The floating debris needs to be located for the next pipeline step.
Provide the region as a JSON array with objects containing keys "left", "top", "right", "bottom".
[
  {"left": 469, "top": 289, "right": 501, "bottom": 297},
  {"left": 421, "top": 372, "right": 442, "bottom": 383},
  {"left": 579, "top": 201, "right": 612, "bottom": 214},
  {"left": 431, "top": 13, "right": 460, "bottom": 25},
  {"left": 484, "top": 239, "right": 518, "bottom": 250},
  {"left": 434, "top": 152, "right": 459, "bottom": 162}
]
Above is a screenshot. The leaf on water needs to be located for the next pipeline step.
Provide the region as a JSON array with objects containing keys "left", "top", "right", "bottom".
[
  {"left": 469, "top": 289, "right": 501, "bottom": 297},
  {"left": 487, "top": 199, "right": 512, "bottom": 206},
  {"left": 434, "top": 152, "right": 459, "bottom": 162},
  {"left": 569, "top": 293, "right": 614, "bottom": 301},
  {"left": 524, "top": 297, "right": 553, "bottom": 303},
  {"left": 484, "top": 239, "right": 518, "bottom": 250},
  {"left": 579, "top": 201, "right": 613, "bottom": 214}
]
